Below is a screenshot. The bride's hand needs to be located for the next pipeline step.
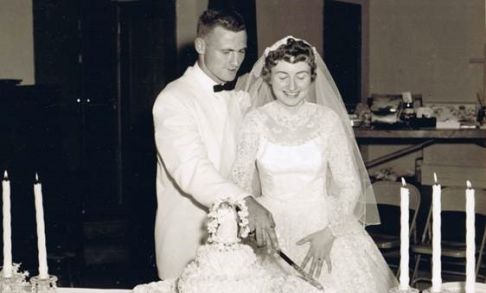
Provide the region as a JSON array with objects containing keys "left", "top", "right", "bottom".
[{"left": 296, "top": 228, "right": 335, "bottom": 278}]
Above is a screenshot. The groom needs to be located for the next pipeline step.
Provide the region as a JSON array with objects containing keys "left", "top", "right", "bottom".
[{"left": 153, "top": 9, "right": 278, "bottom": 279}]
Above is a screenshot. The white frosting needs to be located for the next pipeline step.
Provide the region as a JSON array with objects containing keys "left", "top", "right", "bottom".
[
  {"left": 177, "top": 243, "right": 324, "bottom": 293},
  {"left": 177, "top": 244, "right": 261, "bottom": 293}
]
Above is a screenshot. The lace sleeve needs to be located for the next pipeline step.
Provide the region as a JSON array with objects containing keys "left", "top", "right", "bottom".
[
  {"left": 231, "top": 111, "right": 262, "bottom": 194},
  {"left": 324, "top": 111, "right": 363, "bottom": 237}
]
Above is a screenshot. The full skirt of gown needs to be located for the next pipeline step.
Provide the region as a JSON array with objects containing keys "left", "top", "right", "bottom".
[{"left": 258, "top": 195, "right": 397, "bottom": 293}]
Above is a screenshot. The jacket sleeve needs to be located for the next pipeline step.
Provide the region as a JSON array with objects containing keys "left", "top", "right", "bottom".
[{"left": 153, "top": 93, "right": 249, "bottom": 208}]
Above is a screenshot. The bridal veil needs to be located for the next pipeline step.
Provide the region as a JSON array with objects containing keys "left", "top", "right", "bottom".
[{"left": 237, "top": 36, "right": 380, "bottom": 226}]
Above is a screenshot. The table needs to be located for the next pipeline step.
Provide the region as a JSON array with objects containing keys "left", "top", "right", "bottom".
[
  {"left": 440, "top": 282, "right": 486, "bottom": 292},
  {"left": 58, "top": 288, "right": 131, "bottom": 293},
  {"left": 56, "top": 283, "right": 486, "bottom": 293},
  {"left": 353, "top": 128, "right": 486, "bottom": 169}
]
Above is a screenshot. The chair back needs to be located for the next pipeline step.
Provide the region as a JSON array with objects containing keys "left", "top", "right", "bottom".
[
  {"left": 372, "top": 180, "right": 421, "bottom": 237},
  {"left": 373, "top": 180, "right": 421, "bottom": 211},
  {"left": 422, "top": 187, "right": 486, "bottom": 241},
  {"left": 440, "top": 187, "right": 486, "bottom": 216}
]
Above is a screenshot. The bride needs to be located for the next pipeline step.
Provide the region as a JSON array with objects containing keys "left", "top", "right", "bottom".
[{"left": 232, "top": 36, "right": 398, "bottom": 293}]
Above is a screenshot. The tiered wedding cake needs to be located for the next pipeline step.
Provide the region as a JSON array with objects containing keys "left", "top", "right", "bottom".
[{"left": 134, "top": 198, "right": 327, "bottom": 293}]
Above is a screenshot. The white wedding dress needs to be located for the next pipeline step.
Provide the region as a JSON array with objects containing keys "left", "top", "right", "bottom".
[{"left": 232, "top": 101, "right": 398, "bottom": 293}]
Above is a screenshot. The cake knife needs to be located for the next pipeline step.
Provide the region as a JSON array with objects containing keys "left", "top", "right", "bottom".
[{"left": 276, "top": 249, "right": 325, "bottom": 291}]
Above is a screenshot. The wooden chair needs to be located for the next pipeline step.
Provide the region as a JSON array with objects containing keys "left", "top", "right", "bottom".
[
  {"left": 411, "top": 187, "right": 486, "bottom": 285},
  {"left": 367, "top": 180, "right": 421, "bottom": 275}
]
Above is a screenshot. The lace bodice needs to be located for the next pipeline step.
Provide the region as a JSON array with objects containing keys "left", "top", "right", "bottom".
[
  {"left": 231, "top": 101, "right": 362, "bottom": 235},
  {"left": 258, "top": 102, "right": 323, "bottom": 145}
]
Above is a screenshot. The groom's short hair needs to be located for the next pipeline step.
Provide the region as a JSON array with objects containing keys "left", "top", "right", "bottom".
[{"left": 197, "top": 9, "right": 246, "bottom": 38}]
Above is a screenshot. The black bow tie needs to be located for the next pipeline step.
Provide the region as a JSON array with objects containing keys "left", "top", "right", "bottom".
[{"left": 213, "top": 80, "right": 236, "bottom": 92}]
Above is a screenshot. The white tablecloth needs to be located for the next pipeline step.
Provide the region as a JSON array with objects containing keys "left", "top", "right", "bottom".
[
  {"left": 55, "top": 282, "right": 486, "bottom": 293},
  {"left": 428, "top": 282, "right": 486, "bottom": 293}
]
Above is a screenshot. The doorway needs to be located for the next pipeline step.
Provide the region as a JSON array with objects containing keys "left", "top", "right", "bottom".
[{"left": 324, "top": 0, "right": 368, "bottom": 112}]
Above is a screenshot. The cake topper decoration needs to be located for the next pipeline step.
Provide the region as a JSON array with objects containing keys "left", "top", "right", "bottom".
[{"left": 207, "top": 198, "right": 250, "bottom": 244}]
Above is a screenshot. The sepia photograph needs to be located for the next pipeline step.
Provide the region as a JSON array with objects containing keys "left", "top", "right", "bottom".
[{"left": 1, "top": 0, "right": 485, "bottom": 292}]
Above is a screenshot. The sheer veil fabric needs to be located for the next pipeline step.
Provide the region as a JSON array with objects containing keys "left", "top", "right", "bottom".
[{"left": 236, "top": 36, "right": 380, "bottom": 226}]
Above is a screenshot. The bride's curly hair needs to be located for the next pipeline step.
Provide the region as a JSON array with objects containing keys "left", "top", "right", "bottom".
[{"left": 262, "top": 38, "right": 317, "bottom": 83}]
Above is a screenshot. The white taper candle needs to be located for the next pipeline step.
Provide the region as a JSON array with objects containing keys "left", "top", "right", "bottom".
[
  {"left": 2, "top": 171, "right": 12, "bottom": 278},
  {"left": 431, "top": 173, "right": 442, "bottom": 292},
  {"left": 399, "top": 177, "right": 410, "bottom": 291},
  {"left": 33, "top": 173, "right": 49, "bottom": 279},
  {"left": 465, "top": 180, "right": 475, "bottom": 293}
]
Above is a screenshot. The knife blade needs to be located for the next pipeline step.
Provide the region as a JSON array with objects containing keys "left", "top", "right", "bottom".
[{"left": 276, "top": 249, "right": 325, "bottom": 291}]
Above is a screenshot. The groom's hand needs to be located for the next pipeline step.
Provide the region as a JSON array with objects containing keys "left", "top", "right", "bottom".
[{"left": 244, "top": 196, "right": 279, "bottom": 250}]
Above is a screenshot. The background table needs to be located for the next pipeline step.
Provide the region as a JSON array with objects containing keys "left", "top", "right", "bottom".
[{"left": 354, "top": 128, "right": 486, "bottom": 169}]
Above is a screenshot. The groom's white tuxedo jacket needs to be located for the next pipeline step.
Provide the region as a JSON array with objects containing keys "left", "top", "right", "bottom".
[{"left": 153, "top": 63, "right": 250, "bottom": 279}]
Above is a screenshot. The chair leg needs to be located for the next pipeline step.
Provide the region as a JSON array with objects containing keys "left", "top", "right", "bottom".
[
  {"left": 476, "top": 229, "right": 486, "bottom": 277},
  {"left": 411, "top": 254, "right": 422, "bottom": 285},
  {"left": 477, "top": 248, "right": 484, "bottom": 278}
]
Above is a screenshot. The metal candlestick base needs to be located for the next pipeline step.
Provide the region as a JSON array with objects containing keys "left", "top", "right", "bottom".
[
  {"left": 0, "top": 274, "right": 27, "bottom": 293},
  {"left": 30, "top": 275, "right": 57, "bottom": 293},
  {"left": 389, "top": 287, "right": 420, "bottom": 293}
]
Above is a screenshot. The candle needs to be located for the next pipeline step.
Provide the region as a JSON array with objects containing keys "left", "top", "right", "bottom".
[
  {"left": 33, "top": 173, "right": 49, "bottom": 279},
  {"left": 431, "top": 173, "right": 442, "bottom": 292},
  {"left": 399, "top": 177, "right": 410, "bottom": 291},
  {"left": 2, "top": 171, "right": 12, "bottom": 278},
  {"left": 465, "top": 180, "right": 475, "bottom": 293}
]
